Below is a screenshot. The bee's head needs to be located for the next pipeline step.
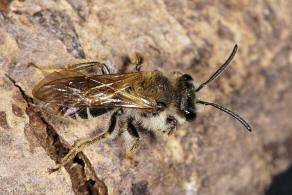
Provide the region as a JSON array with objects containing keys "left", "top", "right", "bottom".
[
  {"left": 175, "top": 74, "right": 197, "bottom": 122},
  {"left": 174, "top": 45, "right": 252, "bottom": 131}
]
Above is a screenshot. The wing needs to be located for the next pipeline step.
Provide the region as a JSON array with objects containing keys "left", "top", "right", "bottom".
[{"left": 33, "top": 71, "right": 157, "bottom": 116}]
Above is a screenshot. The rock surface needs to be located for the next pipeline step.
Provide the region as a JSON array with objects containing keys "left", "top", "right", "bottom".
[{"left": 0, "top": 0, "right": 291, "bottom": 194}]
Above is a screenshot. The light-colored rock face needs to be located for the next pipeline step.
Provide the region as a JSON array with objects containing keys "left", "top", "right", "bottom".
[{"left": 1, "top": 0, "right": 292, "bottom": 194}]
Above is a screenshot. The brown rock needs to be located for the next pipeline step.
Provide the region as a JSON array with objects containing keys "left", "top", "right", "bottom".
[{"left": 1, "top": 0, "right": 291, "bottom": 194}]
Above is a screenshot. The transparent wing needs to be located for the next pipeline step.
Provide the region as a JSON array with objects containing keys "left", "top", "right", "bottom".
[{"left": 33, "top": 71, "right": 157, "bottom": 116}]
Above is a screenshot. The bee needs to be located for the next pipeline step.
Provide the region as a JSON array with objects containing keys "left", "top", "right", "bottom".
[{"left": 32, "top": 44, "right": 251, "bottom": 173}]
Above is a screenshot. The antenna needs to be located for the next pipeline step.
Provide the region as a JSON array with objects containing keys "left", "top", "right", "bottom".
[
  {"left": 196, "top": 44, "right": 238, "bottom": 92},
  {"left": 194, "top": 45, "right": 251, "bottom": 131},
  {"left": 196, "top": 100, "right": 252, "bottom": 132}
]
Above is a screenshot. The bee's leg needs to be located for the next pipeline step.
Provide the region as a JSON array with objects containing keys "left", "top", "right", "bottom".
[
  {"left": 163, "top": 116, "right": 177, "bottom": 136},
  {"left": 129, "top": 52, "right": 144, "bottom": 72},
  {"left": 28, "top": 62, "right": 65, "bottom": 73},
  {"left": 100, "top": 64, "right": 110, "bottom": 75},
  {"left": 67, "top": 62, "right": 110, "bottom": 75},
  {"left": 125, "top": 117, "right": 141, "bottom": 156},
  {"left": 135, "top": 64, "right": 142, "bottom": 72},
  {"left": 48, "top": 109, "right": 123, "bottom": 173},
  {"left": 29, "top": 62, "right": 111, "bottom": 75}
]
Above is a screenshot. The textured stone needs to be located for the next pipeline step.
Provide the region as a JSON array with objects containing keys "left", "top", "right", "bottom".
[{"left": 0, "top": 0, "right": 291, "bottom": 194}]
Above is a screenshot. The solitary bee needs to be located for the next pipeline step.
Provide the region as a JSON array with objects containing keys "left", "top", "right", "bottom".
[{"left": 32, "top": 44, "right": 251, "bottom": 173}]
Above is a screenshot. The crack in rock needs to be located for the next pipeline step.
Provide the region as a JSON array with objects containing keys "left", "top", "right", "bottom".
[{"left": 5, "top": 74, "right": 108, "bottom": 195}]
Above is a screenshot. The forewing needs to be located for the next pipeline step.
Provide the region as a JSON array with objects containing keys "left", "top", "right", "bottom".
[{"left": 33, "top": 71, "right": 156, "bottom": 115}]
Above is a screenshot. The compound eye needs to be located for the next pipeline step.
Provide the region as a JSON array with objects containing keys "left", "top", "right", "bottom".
[
  {"left": 185, "top": 110, "right": 196, "bottom": 121},
  {"left": 182, "top": 74, "right": 193, "bottom": 81}
]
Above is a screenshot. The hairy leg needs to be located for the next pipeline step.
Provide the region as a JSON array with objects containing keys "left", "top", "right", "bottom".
[
  {"left": 30, "top": 61, "right": 110, "bottom": 75},
  {"left": 125, "top": 116, "right": 141, "bottom": 156},
  {"left": 128, "top": 52, "right": 144, "bottom": 72},
  {"left": 49, "top": 109, "right": 123, "bottom": 173}
]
